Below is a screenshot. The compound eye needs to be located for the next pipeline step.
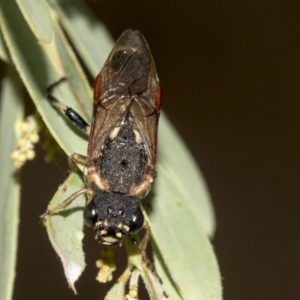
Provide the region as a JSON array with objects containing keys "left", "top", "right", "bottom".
[
  {"left": 83, "top": 201, "right": 98, "bottom": 227},
  {"left": 129, "top": 208, "right": 144, "bottom": 233}
]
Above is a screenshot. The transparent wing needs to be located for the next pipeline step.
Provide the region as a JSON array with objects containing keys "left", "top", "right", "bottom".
[{"left": 88, "top": 30, "right": 161, "bottom": 166}]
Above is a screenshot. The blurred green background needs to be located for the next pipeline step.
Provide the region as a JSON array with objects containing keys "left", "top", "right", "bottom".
[{"left": 6, "top": 1, "right": 300, "bottom": 299}]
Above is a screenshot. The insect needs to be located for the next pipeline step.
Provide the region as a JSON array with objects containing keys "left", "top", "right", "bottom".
[{"left": 41, "top": 30, "right": 161, "bottom": 247}]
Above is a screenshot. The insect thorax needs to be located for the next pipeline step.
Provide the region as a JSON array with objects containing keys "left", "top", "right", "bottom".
[{"left": 100, "top": 119, "right": 147, "bottom": 194}]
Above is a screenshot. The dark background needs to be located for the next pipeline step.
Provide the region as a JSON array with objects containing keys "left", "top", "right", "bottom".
[{"left": 8, "top": 1, "right": 300, "bottom": 299}]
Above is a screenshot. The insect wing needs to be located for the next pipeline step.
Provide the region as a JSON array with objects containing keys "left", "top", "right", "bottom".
[{"left": 88, "top": 30, "right": 161, "bottom": 166}]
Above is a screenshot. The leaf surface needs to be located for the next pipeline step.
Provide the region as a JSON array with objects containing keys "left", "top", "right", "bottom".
[
  {"left": 0, "top": 29, "right": 9, "bottom": 61},
  {"left": 0, "top": 67, "right": 23, "bottom": 300},
  {"left": 54, "top": 0, "right": 114, "bottom": 76},
  {"left": 45, "top": 172, "right": 86, "bottom": 290},
  {"left": 0, "top": 0, "right": 89, "bottom": 287},
  {"left": 15, "top": 0, "right": 53, "bottom": 43}
]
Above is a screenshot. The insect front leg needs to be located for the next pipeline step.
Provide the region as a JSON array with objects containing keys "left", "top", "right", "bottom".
[
  {"left": 138, "top": 222, "right": 163, "bottom": 283},
  {"left": 139, "top": 221, "right": 151, "bottom": 259},
  {"left": 47, "top": 78, "right": 91, "bottom": 135},
  {"left": 68, "top": 153, "right": 87, "bottom": 171},
  {"left": 40, "top": 188, "right": 88, "bottom": 221}
]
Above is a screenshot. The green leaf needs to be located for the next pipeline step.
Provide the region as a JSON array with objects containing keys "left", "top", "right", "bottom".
[
  {"left": 0, "top": 0, "right": 91, "bottom": 157},
  {"left": 158, "top": 113, "right": 216, "bottom": 236},
  {"left": 0, "top": 29, "right": 9, "bottom": 62},
  {"left": 0, "top": 66, "right": 23, "bottom": 300},
  {"left": 54, "top": 0, "right": 114, "bottom": 76},
  {"left": 15, "top": 0, "right": 53, "bottom": 43},
  {"left": 0, "top": 0, "right": 89, "bottom": 288},
  {"left": 152, "top": 243, "right": 182, "bottom": 300},
  {"left": 45, "top": 172, "right": 86, "bottom": 291},
  {"left": 148, "top": 164, "right": 222, "bottom": 300}
]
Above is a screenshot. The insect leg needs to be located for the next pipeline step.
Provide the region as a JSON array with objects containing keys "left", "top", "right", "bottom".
[
  {"left": 40, "top": 188, "right": 88, "bottom": 221},
  {"left": 47, "top": 78, "right": 91, "bottom": 134},
  {"left": 139, "top": 221, "right": 151, "bottom": 258},
  {"left": 68, "top": 153, "right": 87, "bottom": 171},
  {"left": 138, "top": 222, "right": 162, "bottom": 282}
]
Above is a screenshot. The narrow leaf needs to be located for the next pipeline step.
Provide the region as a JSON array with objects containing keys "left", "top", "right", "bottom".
[
  {"left": 0, "top": 0, "right": 90, "bottom": 286},
  {"left": 0, "top": 66, "right": 23, "bottom": 300},
  {"left": 148, "top": 164, "right": 222, "bottom": 300},
  {"left": 54, "top": 0, "right": 114, "bottom": 76},
  {"left": 0, "top": 29, "right": 9, "bottom": 61},
  {"left": 45, "top": 172, "right": 86, "bottom": 290},
  {"left": 15, "top": 0, "right": 53, "bottom": 43},
  {"left": 152, "top": 244, "right": 182, "bottom": 300},
  {"left": 0, "top": 0, "right": 90, "bottom": 158},
  {"left": 158, "top": 114, "right": 216, "bottom": 236}
]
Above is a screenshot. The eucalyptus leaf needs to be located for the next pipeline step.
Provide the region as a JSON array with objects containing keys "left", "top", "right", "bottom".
[
  {"left": 158, "top": 115, "right": 216, "bottom": 236},
  {"left": 0, "top": 29, "right": 9, "bottom": 61},
  {"left": 54, "top": 0, "right": 114, "bottom": 76},
  {"left": 15, "top": 0, "right": 53, "bottom": 43},
  {"left": 45, "top": 172, "right": 86, "bottom": 291},
  {"left": 0, "top": 0, "right": 90, "bottom": 286},
  {"left": 0, "top": 67, "right": 23, "bottom": 300},
  {"left": 152, "top": 244, "right": 182, "bottom": 300},
  {"left": 148, "top": 164, "right": 222, "bottom": 300},
  {"left": 0, "top": 0, "right": 90, "bottom": 157},
  {"left": 43, "top": 19, "right": 93, "bottom": 119}
]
